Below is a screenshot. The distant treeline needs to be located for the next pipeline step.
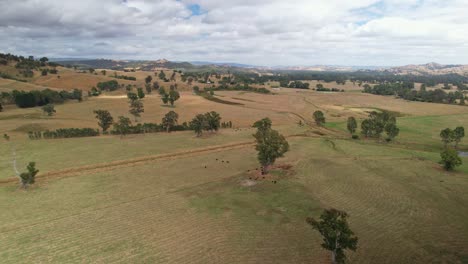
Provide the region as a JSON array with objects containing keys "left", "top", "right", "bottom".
[
  {"left": 363, "top": 83, "right": 465, "bottom": 105},
  {"left": 231, "top": 71, "right": 468, "bottom": 87},
  {"left": 1, "top": 89, "right": 83, "bottom": 108}
]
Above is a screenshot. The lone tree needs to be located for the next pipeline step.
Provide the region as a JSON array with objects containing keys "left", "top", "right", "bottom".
[
  {"left": 93, "top": 110, "right": 114, "bottom": 132},
  {"left": 453, "top": 126, "right": 465, "bottom": 148},
  {"left": 19, "top": 162, "right": 39, "bottom": 189},
  {"left": 113, "top": 116, "right": 132, "bottom": 137},
  {"left": 346, "top": 117, "right": 357, "bottom": 136},
  {"left": 162, "top": 111, "right": 179, "bottom": 133},
  {"left": 440, "top": 148, "right": 462, "bottom": 171},
  {"left": 42, "top": 104, "right": 56, "bottom": 116},
  {"left": 307, "top": 209, "right": 358, "bottom": 264},
  {"left": 313, "top": 110, "right": 326, "bottom": 126},
  {"left": 253, "top": 118, "right": 289, "bottom": 174},
  {"left": 440, "top": 128, "right": 454, "bottom": 147}
]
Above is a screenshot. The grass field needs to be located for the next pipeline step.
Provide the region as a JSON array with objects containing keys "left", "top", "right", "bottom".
[{"left": 1, "top": 77, "right": 468, "bottom": 263}]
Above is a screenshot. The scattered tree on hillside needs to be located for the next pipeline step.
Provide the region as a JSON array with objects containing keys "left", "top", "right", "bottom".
[
  {"left": 145, "top": 83, "right": 152, "bottom": 94},
  {"left": 440, "top": 128, "right": 454, "bottom": 147},
  {"left": 145, "top": 75, "right": 153, "bottom": 85},
  {"left": 253, "top": 118, "right": 289, "bottom": 174},
  {"left": 93, "top": 110, "right": 114, "bottom": 133},
  {"left": 42, "top": 104, "right": 56, "bottom": 116},
  {"left": 313, "top": 111, "right": 326, "bottom": 126},
  {"left": 158, "top": 70, "right": 166, "bottom": 80},
  {"left": 307, "top": 209, "right": 358, "bottom": 264},
  {"left": 101, "top": 70, "right": 107, "bottom": 76},
  {"left": 41, "top": 69, "right": 48, "bottom": 76},
  {"left": 453, "top": 126, "right": 465, "bottom": 148},
  {"left": 158, "top": 86, "right": 166, "bottom": 96},
  {"left": 168, "top": 90, "right": 180, "bottom": 106},
  {"left": 113, "top": 116, "right": 132, "bottom": 137},
  {"left": 346, "top": 117, "right": 357, "bottom": 136},
  {"left": 137, "top": 87, "right": 145, "bottom": 99},
  {"left": 170, "top": 72, "right": 176, "bottom": 82},
  {"left": 440, "top": 148, "right": 462, "bottom": 171},
  {"left": 153, "top": 81, "right": 160, "bottom": 91},
  {"left": 162, "top": 111, "right": 179, "bottom": 133},
  {"left": 19, "top": 162, "right": 39, "bottom": 189},
  {"left": 129, "top": 99, "right": 144, "bottom": 121},
  {"left": 89, "top": 68, "right": 95, "bottom": 74}
]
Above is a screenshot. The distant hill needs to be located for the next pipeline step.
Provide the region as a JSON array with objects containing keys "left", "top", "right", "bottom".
[{"left": 382, "top": 62, "right": 468, "bottom": 75}]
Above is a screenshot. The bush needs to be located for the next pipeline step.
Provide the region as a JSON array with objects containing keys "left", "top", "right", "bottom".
[{"left": 352, "top": 135, "right": 359, "bottom": 140}]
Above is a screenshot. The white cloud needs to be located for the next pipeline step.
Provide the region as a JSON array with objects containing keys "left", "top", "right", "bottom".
[{"left": 0, "top": 0, "right": 467, "bottom": 65}]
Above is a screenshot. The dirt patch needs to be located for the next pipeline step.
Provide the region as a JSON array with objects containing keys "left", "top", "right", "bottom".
[{"left": 245, "top": 164, "right": 294, "bottom": 183}]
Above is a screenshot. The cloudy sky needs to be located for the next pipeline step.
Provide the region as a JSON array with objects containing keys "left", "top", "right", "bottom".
[{"left": 1, "top": 0, "right": 467, "bottom": 66}]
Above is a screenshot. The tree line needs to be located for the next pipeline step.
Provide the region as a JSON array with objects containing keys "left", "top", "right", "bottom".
[
  {"left": 363, "top": 82, "right": 466, "bottom": 105},
  {"left": 1, "top": 89, "right": 83, "bottom": 108}
]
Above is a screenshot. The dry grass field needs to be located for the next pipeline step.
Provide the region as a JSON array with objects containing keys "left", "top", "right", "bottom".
[{"left": 1, "top": 73, "right": 468, "bottom": 263}]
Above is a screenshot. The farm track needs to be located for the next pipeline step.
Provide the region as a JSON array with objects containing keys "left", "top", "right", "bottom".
[{"left": 0, "top": 134, "right": 314, "bottom": 185}]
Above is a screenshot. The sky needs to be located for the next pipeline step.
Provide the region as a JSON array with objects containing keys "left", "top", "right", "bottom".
[{"left": 0, "top": 0, "right": 468, "bottom": 66}]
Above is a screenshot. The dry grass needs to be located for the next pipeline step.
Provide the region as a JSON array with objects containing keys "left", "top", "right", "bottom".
[{"left": 1, "top": 79, "right": 468, "bottom": 263}]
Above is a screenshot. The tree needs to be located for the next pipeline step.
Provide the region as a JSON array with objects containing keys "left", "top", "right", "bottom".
[
  {"left": 19, "top": 162, "right": 39, "bottom": 189},
  {"left": 0, "top": 102, "right": 3, "bottom": 112},
  {"left": 440, "top": 128, "right": 454, "bottom": 147},
  {"left": 346, "top": 117, "right": 357, "bottom": 135},
  {"left": 42, "top": 104, "right": 56, "bottom": 116},
  {"left": 205, "top": 111, "right": 221, "bottom": 132},
  {"left": 145, "top": 83, "right": 152, "bottom": 94},
  {"left": 190, "top": 114, "right": 207, "bottom": 137},
  {"left": 153, "top": 81, "right": 160, "bottom": 91},
  {"left": 158, "top": 86, "right": 166, "bottom": 96},
  {"left": 253, "top": 118, "right": 289, "bottom": 174},
  {"left": 158, "top": 70, "right": 166, "bottom": 80},
  {"left": 113, "top": 116, "right": 132, "bottom": 137},
  {"left": 316, "top": 83, "right": 324, "bottom": 90},
  {"left": 39, "top": 57, "right": 49, "bottom": 63},
  {"left": 384, "top": 122, "right": 400, "bottom": 141},
  {"left": 93, "top": 110, "right": 114, "bottom": 132},
  {"left": 313, "top": 110, "right": 326, "bottom": 126},
  {"left": 162, "top": 111, "right": 178, "bottom": 132},
  {"left": 306, "top": 209, "right": 358, "bottom": 264},
  {"left": 161, "top": 93, "right": 169, "bottom": 105},
  {"left": 169, "top": 90, "right": 180, "bottom": 106},
  {"left": 145, "top": 75, "right": 153, "bottom": 84},
  {"left": 137, "top": 87, "right": 145, "bottom": 99},
  {"left": 41, "top": 69, "right": 48, "bottom": 76},
  {"left": 129, "top": 99, "right": 144, "bottom": 121},
  {"left": 453, "top": 126, "right": 465, "bottom": 148},
  {"left": 439, "top": 148, "right": 462, "bottom": 171},
  {"left": 127, "top": 92, "right": 138, "bottom": 102}
]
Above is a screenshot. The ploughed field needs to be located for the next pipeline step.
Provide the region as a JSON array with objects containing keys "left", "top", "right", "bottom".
[{"left": 1, "top": 84, "right": 468, "bottom": 263}]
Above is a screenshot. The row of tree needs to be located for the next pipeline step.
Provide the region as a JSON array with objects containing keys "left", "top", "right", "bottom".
[{"left": 1, "top": 89, "right": 82, "bottom": 108}]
